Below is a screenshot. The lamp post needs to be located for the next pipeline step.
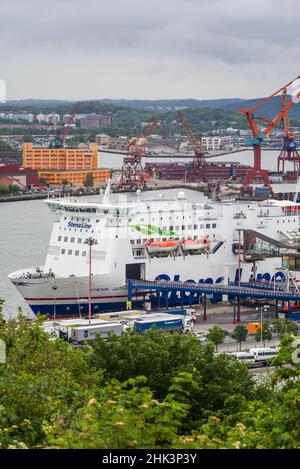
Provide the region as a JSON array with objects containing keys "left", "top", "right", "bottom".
[
  {"left": 236, "top": 229, "right": 242, "bottom": 323},
  {"left": 256, "top": 305, "right": 270, "bottom": 346},
  {"left": 84, "top": 237, "right": 98, "bottom": 325}
]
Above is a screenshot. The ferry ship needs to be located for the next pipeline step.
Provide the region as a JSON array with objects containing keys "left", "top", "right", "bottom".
[{"left": 8, "top": 188, "right": 300, "bottom": 317}]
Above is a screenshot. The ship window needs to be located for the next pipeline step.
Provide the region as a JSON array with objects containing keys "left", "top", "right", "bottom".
[
  {"left": 96, "top": 220, "right": 99, "bottom": 223},
  {"left": 170, "top": 226, "right": 174, "bottom": 231},
  {"left": 75, "top": 250, "right": 79, "bottom": 256},
  {"left": 175, "top": 225, "right": 179, "bottom": 230},
  {"left": 68, "top": 249, "right": 72, "bottom": 255},
  {"left": 58, "top": 236, "right": 62, "bottom": 241},
  {"left": 188, "top": 225, "right": 192, "bottom": 230},
  {"left": 182, "top": 225, "right": 185, "bottom": 230},
  {"left": 78, "top": 238, "right": 82, "bottom": 244},
  {"left": 163, "top": 226, "right": 167, "bottom": 231},
  {"left": 194, "top": 225, "right": 197, "bottom": 229},
  {"left": 61, "top": 249, "right": 65, "bottom": 254},
  {"left": 82, "top": 251, "right": 87, "bottom": 257},
  {"left": 130, "top": 240, "right": 134, "bottom": 245},
  {"left": 200, "top": 224, "right": 204, "bottom": 229},
  {"left": 137, "top": 239, "right": 141, "bottom": 244},
  {"left": 64, "top": 237, "right": 68, "bottom": 242},
  {"left": 206, "top": 224, "right": 210, "bottom": 229},
  {"left": 70, "top": 237, "right": 75, "bottom": 243},
  {"left": 212, "top": 223, "right": 216, "bottom": 228}
]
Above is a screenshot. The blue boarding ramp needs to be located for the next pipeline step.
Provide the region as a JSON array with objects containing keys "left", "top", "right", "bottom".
[
  {"left": 128, "top": 279, "right": 300, "bottom": 322},
  {"left": 128, "top": 279, "right": 300, "bottom": 302}
]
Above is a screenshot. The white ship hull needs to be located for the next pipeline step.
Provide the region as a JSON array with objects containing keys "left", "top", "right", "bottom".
[
  {"left": 8, "top": 191, "right": 300, "bottom": 317},
  {"left": 10, "top": 251, "right": 284, "bottom": 317}
]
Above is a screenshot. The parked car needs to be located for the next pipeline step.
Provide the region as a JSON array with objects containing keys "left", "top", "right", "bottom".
[{"left": 192, "top": 330, "right": 208, "bottom": 342}]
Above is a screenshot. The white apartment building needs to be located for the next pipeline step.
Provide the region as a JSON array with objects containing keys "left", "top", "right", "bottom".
[{"left": 201, "top": 136, "right": 232, "bottom": 150}]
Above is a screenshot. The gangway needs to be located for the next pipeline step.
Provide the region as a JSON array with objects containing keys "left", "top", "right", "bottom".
[{"left": 127, "top": 278, "right": 300, "bottom": 322}]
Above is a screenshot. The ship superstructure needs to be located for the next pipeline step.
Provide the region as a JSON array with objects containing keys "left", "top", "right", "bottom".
[{"left": 8, "top": 190, "right": 300, "bottom": 316}]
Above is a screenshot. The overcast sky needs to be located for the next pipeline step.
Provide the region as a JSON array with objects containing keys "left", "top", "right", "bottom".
[{"left": 1, "top": 0, "right": 299, "bottom": 100}]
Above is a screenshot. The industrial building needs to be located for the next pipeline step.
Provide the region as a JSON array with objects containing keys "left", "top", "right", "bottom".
[
  {"left": 38, "top": 168, "right": 110, "bottom": 187},
  {"left": 22, "top": 142, "right": 98, "bottom": 171},
  {"left": 0, "top": 163, "right": 40, "bottom": 190},
  {"left": 145, "top": 161, "right": 251, "bottom": 182}
]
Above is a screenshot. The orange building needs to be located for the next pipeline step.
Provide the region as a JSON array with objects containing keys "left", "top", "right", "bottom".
[
  {"left": 22, "top": 142, "right": 98, "bottom": 171},
  {"left": 38, "top": 168, "right": 110, "bottom": 187}
]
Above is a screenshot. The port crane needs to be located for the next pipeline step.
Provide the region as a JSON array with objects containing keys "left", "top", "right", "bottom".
[
  {"left": 49, "top": 103, "right": 80, "bottom": 149},
  {"left": 277, "top": 88, "right": 300, "bottom": 174},
  {"left": 118, "top": 118, "right": 164, "bottom": 191},
  {"left": 237, "top": 76, "right": 300, "bottom": 187},
  {"left": 177, "top": 111, "right": 206, "bottom": 174}
]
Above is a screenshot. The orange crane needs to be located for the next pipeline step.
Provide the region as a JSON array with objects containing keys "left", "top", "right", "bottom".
[
  {"left": 237, "top": 76, "right": 300, "bottom": 187},
  {"left": 118, "top": 118, "right": 164, "bottom": 191},
  {"left": 277, "top": 88, "right": 300, "bottom": 173},
  {"left": 177, "top": 111, "right": 206, "bottom": 174},
  {"left": 49, "top": 103, "right": 80, "bottom": 149}
]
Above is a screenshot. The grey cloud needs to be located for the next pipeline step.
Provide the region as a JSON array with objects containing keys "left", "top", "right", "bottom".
[{"left": 0, "top": 0, "right": 299, "bottom": 99}]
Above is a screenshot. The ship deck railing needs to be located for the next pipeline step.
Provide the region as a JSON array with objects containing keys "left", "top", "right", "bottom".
[{"left": 16, "top": 271, "right": 55, "bottom": 280}]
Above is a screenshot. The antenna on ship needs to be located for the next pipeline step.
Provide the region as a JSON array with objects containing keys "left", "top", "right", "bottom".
[{"left": 103, "top": 179, "right": 112, "bottom": 203}]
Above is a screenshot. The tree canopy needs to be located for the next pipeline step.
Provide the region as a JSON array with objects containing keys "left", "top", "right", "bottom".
[{"left": 0, "top": 312, "right": 299, "bottom": 449}]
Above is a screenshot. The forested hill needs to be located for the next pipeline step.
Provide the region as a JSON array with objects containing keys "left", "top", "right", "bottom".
[
  {"left": 6, "top": 95, "right": 300, "bottom": 119},
  {"left": 2, "top": 95, "right": 299, "bottom": 137}
]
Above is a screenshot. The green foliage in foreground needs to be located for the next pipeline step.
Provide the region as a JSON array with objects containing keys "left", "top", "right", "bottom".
[
  {"left": 0, "top": 314, "right": 299, "bottom": 449},
  {"left": 0, "top": 184, "right": 20, "bottom": 196}
]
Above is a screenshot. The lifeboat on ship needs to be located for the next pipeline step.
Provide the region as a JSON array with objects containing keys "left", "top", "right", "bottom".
[
  {"left": 147, "top": 240, "right": 178, "bottom": 253},
  {"left": 181, "top": 236, "right": 211, "bottom": 251}
]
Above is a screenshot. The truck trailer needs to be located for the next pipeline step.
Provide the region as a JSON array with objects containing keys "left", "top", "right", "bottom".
[
  {"left": 132, "top": 315, "right": 190, "bottom": 334},
  {"left": 70, "top": 323, "right": 123, "bottom": 343}
]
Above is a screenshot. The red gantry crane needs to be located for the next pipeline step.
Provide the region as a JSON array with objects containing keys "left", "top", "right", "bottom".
[
  {"left": 237, "top": 76, "right": 300, "bottom": 187},
  {"left": 277, "top": 88, "right": 300, "bottom": 174},
  {"left": 118, "top": 118, "right": 164, "bottom": 191},
  {"left": 177, "top": 111, "right": 206, "bottom": 174}
]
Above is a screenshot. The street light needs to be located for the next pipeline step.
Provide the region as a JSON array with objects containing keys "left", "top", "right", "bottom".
[
  {"left": 256, "top": 304, "right": 270, "bottom": 346},
  {"left": 84, "top": 237, "right": 98, "bottom": 325}
]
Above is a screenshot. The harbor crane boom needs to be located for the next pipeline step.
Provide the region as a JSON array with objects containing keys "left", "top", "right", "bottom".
[
  {"left": 177, "top": 111, "right": 206, "bottom": 174},
  {"left": 49, "top": 103, "right": 80, "bottom": 149},
  {"left": 237, "top": 76, "right": 300, "bottom": 188},
  {"left": 277, "top": 88, "right": 300, "bottom": 173},
  {"left": 118, "top": 118, "right": 164, "bottom": 191}
]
